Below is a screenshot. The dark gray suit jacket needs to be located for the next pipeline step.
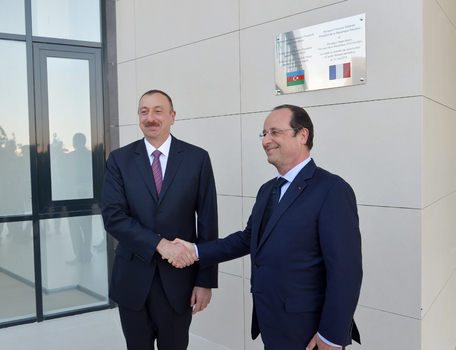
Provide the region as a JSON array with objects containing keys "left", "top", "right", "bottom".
[{"left": 102, "top": 135, "right": 218, "bottom": 313}]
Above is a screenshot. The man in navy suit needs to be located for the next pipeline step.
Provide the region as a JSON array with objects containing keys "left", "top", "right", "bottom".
[
  {"left": 173, "top": 105, "right": 362, "bottom": 349},
  {"left": 102, "top": 90, "right": 218, "bottom": 350}
]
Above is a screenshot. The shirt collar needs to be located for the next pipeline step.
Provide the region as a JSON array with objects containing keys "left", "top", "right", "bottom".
[
  {"left": 144, "top": 134, "right": 172, "bottom": 158},
  {"left": 279, "top": 156, "right": 312, "bottom": 183}
]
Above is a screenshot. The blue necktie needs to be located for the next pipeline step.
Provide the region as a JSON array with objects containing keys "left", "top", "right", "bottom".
[{"left": 258, "top": 177, "right": 288, "bottom": 243}]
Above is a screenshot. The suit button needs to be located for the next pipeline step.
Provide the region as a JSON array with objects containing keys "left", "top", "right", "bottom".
[{"left": 254, "top": 263, "right": 260, "bottom": 268}]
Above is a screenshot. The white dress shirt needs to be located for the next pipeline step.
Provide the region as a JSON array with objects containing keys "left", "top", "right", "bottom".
[{"left": 144, "top": 134, "right": 172, "bottom": 176}]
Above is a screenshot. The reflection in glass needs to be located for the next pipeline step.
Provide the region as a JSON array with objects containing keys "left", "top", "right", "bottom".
[
  {"left": 40, "top": 215, "right": 108, "bottom": 315},
  {"left": 0, "top": 40, "right": 32, "bottom": 216},
  {"left": 32, "top": 0, "right": 101, "bottom": 42},
  {"left": 47, "top": 57, "right": 93, "bottom": 201},
  {"left": 0, "top": 0, "right": 25, "bottom": 35},
  {"left": 0, "top": 220, "right": 35, "bottom": 323}
]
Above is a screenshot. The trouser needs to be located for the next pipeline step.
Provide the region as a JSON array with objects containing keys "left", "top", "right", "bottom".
[{"left": 118, "top": 269, "right": 192, "bottom": 350}]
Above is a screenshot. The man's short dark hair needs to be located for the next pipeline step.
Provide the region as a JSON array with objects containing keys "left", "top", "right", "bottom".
[
  {"left": 139, "top": 89, "right": 174, "bottom": 111},
  {"left": 273, "top": 104, "right": 314, "bottom": 150},
  {"left": 73, "top": 132, "right": 86, "bottom": 148}
]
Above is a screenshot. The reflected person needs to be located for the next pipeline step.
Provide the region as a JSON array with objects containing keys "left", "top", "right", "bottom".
[
  {"left": 3, "top": 140, "right": 27, "bottom": 241},
  {"left": 66, "top": 133, "right": 93, "bottom": 264}
]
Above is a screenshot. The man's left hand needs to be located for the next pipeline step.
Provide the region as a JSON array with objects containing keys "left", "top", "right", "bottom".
[
  {"left": 306, "top": 333, "right": 342, "bottom": 350},
  {"left": 191, "top": 287, "right": 212, "bottom": 315}
]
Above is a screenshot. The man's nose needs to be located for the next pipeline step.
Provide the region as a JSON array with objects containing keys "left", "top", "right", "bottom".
[
  {"left": 262, "top": 133, "right": 272, "bottom": 146},
  {"left": 146, "top": 111, "right": 155, "bottom": 120}
]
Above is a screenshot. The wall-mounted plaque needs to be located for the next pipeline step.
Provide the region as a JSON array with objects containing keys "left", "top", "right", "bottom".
[{"left": 275, "top": 14, "right": 366, "bottom": 95}]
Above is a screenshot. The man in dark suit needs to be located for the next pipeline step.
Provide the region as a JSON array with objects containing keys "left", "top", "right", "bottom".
[
  {"left": 102, "top": 90, "right": 218, "bottom": 350},
  {"left": 172, "top": 105, "right": 362, "bottom": 349}
]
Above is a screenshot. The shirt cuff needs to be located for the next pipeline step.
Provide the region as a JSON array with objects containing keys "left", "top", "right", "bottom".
[
  {"left": 318, "top": 332, "right": 341, "bottom": 348},
  {"left": 194, "top": 244, "right": 200, "bottom": 260}
]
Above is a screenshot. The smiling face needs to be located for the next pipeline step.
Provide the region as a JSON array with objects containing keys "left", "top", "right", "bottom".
[
  {"left": 262, "top": 108, "right": 310, "bottom": 175},
  {"left": 138, "top": 92, "right": 176, "bottom": 148}
]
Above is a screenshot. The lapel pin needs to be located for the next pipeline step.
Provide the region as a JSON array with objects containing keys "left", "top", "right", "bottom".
[{"left": 298, "top": 186, "right": 301, "bottom": 190}]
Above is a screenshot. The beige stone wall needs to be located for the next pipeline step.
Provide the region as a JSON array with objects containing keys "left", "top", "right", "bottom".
[{"left": 114, "top": 0, "right": 456, "bottom": 348}]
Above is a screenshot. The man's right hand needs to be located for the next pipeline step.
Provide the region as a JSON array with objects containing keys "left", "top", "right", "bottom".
[
  {"left": 166, "top": 238, "right": 198, "bottom": 268},
  {"left": 156, "top": 238, "right": 195, "bottom": 268}
]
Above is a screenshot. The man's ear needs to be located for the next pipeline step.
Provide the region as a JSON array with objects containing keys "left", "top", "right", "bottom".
[{"left": 300, "top": 128, "right": 309, "bottom": 145}]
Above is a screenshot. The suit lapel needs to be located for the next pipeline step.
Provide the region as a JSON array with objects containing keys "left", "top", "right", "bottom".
[
  {"left": 252, "top": 180, "right": 275, "bottom": 253},
  {"left": 257, "top": 160, "right": 317, "bottom": 250},
  {"left": 134, "top": 139, "right": 159, "bottom": 202}
]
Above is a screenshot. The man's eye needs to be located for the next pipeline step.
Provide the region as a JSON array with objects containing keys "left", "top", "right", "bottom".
[{"left": 271, "top": 130, "right": 280, "bottom": 136}]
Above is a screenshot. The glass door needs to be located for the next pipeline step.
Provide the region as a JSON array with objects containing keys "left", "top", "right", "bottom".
[{"left": 33, "top": 44, "right": 108, "bottom": 317}]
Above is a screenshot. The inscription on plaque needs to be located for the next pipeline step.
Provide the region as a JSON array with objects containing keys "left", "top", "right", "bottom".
[{"left": 275, "top": 14, "right": 366, "bottom": 94}]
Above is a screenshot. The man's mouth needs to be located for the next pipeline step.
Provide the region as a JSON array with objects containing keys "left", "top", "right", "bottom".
[{"left": 265, "top": 147, "right": 277, "bottom": 155}]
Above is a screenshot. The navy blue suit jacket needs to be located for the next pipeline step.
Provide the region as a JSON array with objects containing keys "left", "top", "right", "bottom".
[
  {"left": 102, "top": 136, "right": 218, "bottom": 313},
  {"left": 198, "top": 159, "right": 362, "bottom": 348}
]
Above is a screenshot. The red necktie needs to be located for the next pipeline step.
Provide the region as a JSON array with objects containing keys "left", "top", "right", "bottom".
[{"left": 152, "top": 150, "right": 163, "bottom": 197}]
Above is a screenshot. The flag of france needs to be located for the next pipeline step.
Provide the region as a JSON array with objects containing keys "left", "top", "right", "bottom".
[{"left": 329, "top": 63, "right": 351, "bottom": 80}]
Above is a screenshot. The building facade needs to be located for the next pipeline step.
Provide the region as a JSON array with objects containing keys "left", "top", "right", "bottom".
[{"left": 1, "top": 0, "right": 455, "bottom": 349}]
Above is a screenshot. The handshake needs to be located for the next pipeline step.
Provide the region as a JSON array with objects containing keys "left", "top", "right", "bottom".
[{"left": 157, "top": 238, "right": 198, "bottom": 268}]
